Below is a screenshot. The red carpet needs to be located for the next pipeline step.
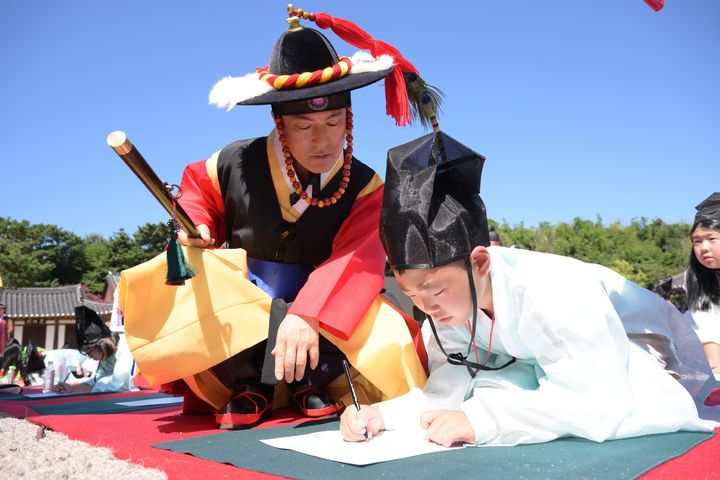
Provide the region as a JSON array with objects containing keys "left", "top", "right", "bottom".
[
  {"left": 1, "top": 385, "right": 719, "bottom": 480},
  {"left": 642, "top": 388, "right": 720, "bottom": 480}
]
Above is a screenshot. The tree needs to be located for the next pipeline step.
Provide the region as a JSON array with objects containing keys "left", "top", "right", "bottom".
[
  {"left": 106, "top": 229, "right": 148, "bottom": 273},
  {"left": 82, "top": 233, "right": 111, "bottom": 294},
  {"left": 1, "top": 216, "right": 693, "bottom": 295},
  {"left": 491, "top": 217, "right": 691, "bottom": 288},
  {"left": 134, "top": 221, "right": 169, "bottom": 261},
  {"left": 0, "top": 217, "right": 87, "bottom": 287}
]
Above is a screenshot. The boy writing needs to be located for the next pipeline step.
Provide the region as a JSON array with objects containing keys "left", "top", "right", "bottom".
[{"left": 340, "top": 131, "right": 717, "bottom": 446}]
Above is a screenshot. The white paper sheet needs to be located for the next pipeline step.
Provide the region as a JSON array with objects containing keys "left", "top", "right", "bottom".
[
  {"left": 22, "top": 392, "right": 71, "bottom": 398},
  {"left": 114, "top": 397, "right": 184, "bottom": 407},
  {"left": 261, "top": 428, "right": 464, "bottom": 465}
]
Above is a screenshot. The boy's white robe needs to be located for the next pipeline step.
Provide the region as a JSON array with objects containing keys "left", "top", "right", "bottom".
[{"left": 378, "top": 247, "right": 717, "bottom": 446}]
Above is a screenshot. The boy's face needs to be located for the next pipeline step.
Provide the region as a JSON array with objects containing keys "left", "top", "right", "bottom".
[
  {"left": 281, "top": 108, "right": 347, "bottom": 175},
  {"left": 395, "top": 261, "right": 476, "bottom": 328},
  {"left": 86, "top": 348, "right": 102, "bottom": 361}
]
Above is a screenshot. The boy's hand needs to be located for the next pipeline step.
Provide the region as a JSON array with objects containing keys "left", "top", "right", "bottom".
[
  {"left": 178, "top": 224, "right": 214, "bottom": 248},
  {"left": 272, "top": 314, "right": 319, "bottom": 382},
  {"left": 54, "top": 382, "right": 90, "bottom": 394},
  {"left": 54, "top": 382, "right": 72, "bottom": 393},
  {"left": 420, "top": 410, "right": 475, "bottom": 447},
  {"left": 340, "top": 405, "right": 384, "bottom": 442}
]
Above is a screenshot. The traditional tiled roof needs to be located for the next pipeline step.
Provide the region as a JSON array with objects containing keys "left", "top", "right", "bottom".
[{"left": 0, "top": 285, "right": 113, "bottom": 319}]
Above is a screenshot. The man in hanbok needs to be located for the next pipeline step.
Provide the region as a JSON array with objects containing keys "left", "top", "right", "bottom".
[{"left": 120, "top": 6, "right": 431, "bottom": 429}]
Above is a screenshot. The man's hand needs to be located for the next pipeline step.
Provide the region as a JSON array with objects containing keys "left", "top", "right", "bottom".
[
  {"left": 178, "top": 224, "right": 214, "bottom": 248},
  {"left": 340, "top": 404, "right": 385, "bottom": 442},
  {"left": 420, "top": 410, "right": 475, "bottom": 447},
  {"left": 272, "top": 314, "right": 320, "bottom": 382}
]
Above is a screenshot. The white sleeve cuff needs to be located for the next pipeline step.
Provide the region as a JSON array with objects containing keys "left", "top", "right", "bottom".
[
  {"left": 376, "top": 387, "right": 437, "bottom": 431},
  {"left": 460, "top": 396, "right": 499, "bottom": 444}
]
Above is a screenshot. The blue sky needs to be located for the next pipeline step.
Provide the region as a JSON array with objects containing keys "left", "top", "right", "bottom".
[{"left": 1, "top": 1, "right": 718, "bottom": 238}]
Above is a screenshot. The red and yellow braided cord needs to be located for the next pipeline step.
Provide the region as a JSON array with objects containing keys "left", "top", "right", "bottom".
[{"left": 257, "top": 56, "right": 352, "bottom": 90}]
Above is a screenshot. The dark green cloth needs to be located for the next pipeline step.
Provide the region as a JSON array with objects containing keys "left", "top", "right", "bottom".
[
  {"left": 153, "top": 419, "right": 714, "bottom": 480},
  {"left": 30, "top": 393, "right": 180, "bottom": 415},
  {"left": 0, "top": 390, "right": 117, "bottom": 401}
]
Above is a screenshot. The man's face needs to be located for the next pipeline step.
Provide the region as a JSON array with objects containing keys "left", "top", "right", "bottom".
[
  {"left": 395, "top": 262, "right": 475, "bottom": 328},
  {"left": 281, "top": 108, "right": 347, "bottom": 174},
  {"left": 0, "top": 305, "right": 5, "bottom": 315}
]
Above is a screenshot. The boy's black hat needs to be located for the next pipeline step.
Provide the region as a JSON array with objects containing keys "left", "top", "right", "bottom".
[
  {"left": 694, "top": 192, "right": 720, "bottom": 224},
  {"left": 380, "top": 131, "right": 489, "bottom": 270},
  {"left": 75, "top": 305, "right": 111, "bottom": 354}
]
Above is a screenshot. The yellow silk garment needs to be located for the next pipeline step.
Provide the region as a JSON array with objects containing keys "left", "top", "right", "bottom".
[{"left": 119, "top": 246, "right": 426, "bottom": 408}]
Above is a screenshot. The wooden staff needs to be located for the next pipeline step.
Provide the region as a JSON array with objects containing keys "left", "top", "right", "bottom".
[{"left": 106, "top": 131, "right": 200, "bottom": 238}]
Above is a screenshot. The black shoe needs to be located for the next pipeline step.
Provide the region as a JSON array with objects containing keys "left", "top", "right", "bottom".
[
  {"left": 289, "top": 383, "right": 342, "bottom": 417},
  {"left": 215, "top": 383, "right": 272, "bottom": 429}
]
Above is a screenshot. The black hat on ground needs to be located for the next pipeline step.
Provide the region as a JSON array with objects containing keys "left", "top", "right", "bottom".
[
  {"left": 380, "top": 131, "right": 490, "bottom": 270},
  {"left": 694, "top": 192, "right": 720, "bottom": 225},
  {"left": 75, "top": 306, "right": 111, "bottom": 354}
]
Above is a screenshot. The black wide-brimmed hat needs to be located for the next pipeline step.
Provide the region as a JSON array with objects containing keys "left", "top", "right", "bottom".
[
  {"left": 75, "top": 305, "right": 111, "bottom": 353},
  {"left": 694, "top": 192, "right": 720, "bottom": 225},
  {"left": 380, "top": 131, "right": 490, "bottom": 270},
  {"left": 209, "top": 6, "right": 440, "bottom": 126},
  {"left": 210, "top": 27, "right": 392, "bottom": 108}
]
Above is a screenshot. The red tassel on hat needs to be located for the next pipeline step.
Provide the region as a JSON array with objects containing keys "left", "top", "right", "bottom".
[
  {"left": 643, "top": 0, "right": 664, "bottom": 11},
  {"left": 313, "top": 12, "right": 418, "bottom": 126}
]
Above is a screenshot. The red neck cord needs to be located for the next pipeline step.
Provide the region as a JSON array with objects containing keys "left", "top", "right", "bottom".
[{"left": 468, "top": 312, "right": 495, "bottom": 367}]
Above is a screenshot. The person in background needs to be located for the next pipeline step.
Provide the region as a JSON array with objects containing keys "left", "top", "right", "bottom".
[
  {"left": 684, "top": 192, "right": 720, "bottom": 377},
  {"left": 55, "top": 306, "right": 133, "bottom": 393},
  {"left": 0, "top": 302, "right": 13, "bottom": 354},
  {"left": 488, "top": 226, "right": 501, "bottom": 247}
]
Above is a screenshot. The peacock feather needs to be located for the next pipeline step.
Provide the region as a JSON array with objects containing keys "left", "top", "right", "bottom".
[{"left": 404, "top": 72, "right": 444, "bottom": 129}]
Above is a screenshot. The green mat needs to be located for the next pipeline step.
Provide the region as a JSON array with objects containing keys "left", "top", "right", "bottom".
[
  {"left": 0, "top": 390, "right": 117, "bottom": 401},
  {"left": 153, "top": 419, "right": 713, "bottom": 480},
  {"left": 30, "top": 393, "right": 182, "bottom": 415}
]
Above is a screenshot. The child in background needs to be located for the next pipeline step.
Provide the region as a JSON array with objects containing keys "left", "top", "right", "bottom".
[
  {"left": 340, "top": 132, "right": 717, "bottom": 447},
  {"left": 55, "top": 306, "right": 133, "bottom": 393},
  {"left": 684, "top": 193, "right": 720, "bottom": 377}
]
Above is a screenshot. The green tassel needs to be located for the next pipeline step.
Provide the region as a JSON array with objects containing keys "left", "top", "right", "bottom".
[{"left": 166, "top": 220, "right": 195, "bottom": 286}]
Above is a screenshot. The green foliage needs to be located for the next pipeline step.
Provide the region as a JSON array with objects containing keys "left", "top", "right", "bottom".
[
  {"left": 0, "top": 219, "right": 169, "bottom": 294},
  {"left": 81, "top": 234, "right": 111, "bottom": 294},
  {"left": 493, "top": 217, "right": 692, "bottom": 288},
  {"left": 1, "top": 216, "right": 692, "bottom": 294},
  {"left": 0, "top": 217, "right": 87, "bottom": 287},
  {"left": 134, "top": 221, "right": 171, "bottom": 256}
]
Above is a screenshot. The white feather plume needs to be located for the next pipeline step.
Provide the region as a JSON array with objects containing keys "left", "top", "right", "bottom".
[
  {"left": 208, "top": 52, "right": 395, "bottom": 111},
  {"left": 208, "top": 73, "right": 273, "bottom": 111},
  {"left": 349, "top": 52, "right": 394, "bottom": 74}
]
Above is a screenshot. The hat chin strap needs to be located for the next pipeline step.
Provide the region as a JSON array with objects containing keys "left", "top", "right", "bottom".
[{"left": 425, "top": 257, "right": 516, "bottom": 378}]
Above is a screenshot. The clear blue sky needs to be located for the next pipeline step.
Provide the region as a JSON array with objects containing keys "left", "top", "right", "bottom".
[{"left": 1, "top": 1, "right": 718, "bottom": 238}]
